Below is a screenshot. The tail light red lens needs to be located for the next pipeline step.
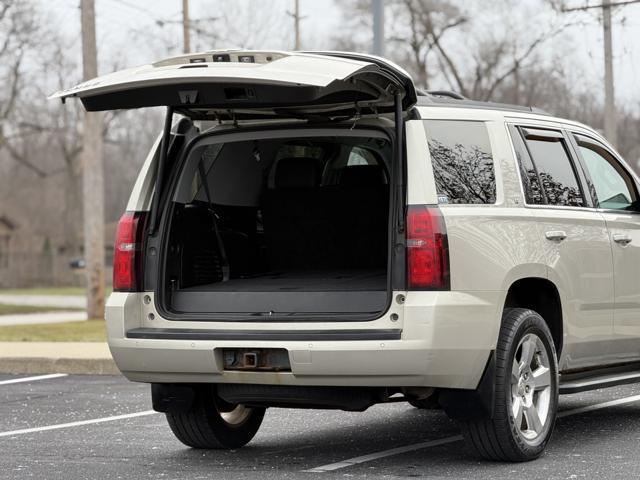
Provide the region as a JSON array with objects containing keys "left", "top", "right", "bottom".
[
  {"left": 113, "top": 211, "right": 148, "bottom": 292},
  {"left": 406, "top": 205, "right": 450, "bottom": 290}
]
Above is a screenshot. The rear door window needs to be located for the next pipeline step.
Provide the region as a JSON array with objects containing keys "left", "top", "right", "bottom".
[
  {"left": 516, "top": 128, "right": 585, "bottom": 207},
  {"left": 423, "top": 120, "right": 496, "bottom": 205},
  {"left": 574, "top": 135, "right": 638, "bottom": 211}
]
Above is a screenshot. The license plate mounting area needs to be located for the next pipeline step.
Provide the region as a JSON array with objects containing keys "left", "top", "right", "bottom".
[{"left": 222, "top": 348, "right": 291, "bottom": 372}]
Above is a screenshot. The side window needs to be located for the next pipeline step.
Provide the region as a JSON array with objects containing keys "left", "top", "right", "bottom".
[
  {"left": 424, "top": 120, "right": 496, "bottom": 204},
  {"left": 347, "top": 147, "right": 376, "bottom": 166},
  {"left": 575, "top": 135, "right": 638, "bottom": 211},
  {"left": 521, "top": 129, "right": 585, "bottom": 207},
  {"left": 509, "top": 125, "right": 544, "bottom": 205}
]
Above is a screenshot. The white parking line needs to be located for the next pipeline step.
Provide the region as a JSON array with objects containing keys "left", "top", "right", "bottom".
[
  {"left": 0, "top": 410, "right": 158, "bottom": 438},
  {"left": 305, "top": 393, "right": 640, "bottom": 473},
  {"left": 0, "top": 373, "right": 68, "bottom": 385},
  {"left": 303, "top": 436, "right": 464, "bottom": 473},
  {"left": 558, "top": 394, "right": 640, "bottom": 418}
]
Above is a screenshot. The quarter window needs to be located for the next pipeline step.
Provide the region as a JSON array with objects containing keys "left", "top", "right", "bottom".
[
  {"left": 424, "top": 120, "right": 496, "bottom": 204},
  {"left": 576, "top": 136, "right": 638, "bottom": 211},
  {"left": 521, "top": 130, "right": 584, "bottom": 207}
]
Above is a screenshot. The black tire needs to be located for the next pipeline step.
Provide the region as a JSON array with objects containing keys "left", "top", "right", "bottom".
[
  {"left": 408, "top": 396, "right": 440, "bottom": 410},
  {"left": 166, "top": 385, "right": 266, "bottom": 449},
  {"left": 459, "top": 308, "right": 559, "bottom": 461}
]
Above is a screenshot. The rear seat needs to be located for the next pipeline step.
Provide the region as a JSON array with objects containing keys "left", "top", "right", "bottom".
[
  {"left": 262, "top": 157, "right": 333, "bottom": 270},
  {"left": 262, "top": 160, "right": 389, "bottom": 271},
  {"left": 328, "top": 165, "right": 389, "bottom": 268}
]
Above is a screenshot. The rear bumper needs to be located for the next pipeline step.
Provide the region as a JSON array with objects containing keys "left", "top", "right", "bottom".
[{"left": 106, "top": 290, "right": 502, "bottom": 389}]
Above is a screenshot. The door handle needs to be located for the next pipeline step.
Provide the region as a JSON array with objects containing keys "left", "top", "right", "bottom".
[
  {"left": 545, "top": 231, "right": 567, "bottom": 242},
  {"left": 613, "top": 234, "right": 632, "bottom": 246}
]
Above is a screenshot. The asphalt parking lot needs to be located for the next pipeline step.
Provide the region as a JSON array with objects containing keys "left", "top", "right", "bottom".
[{"left": 2, "top": 373, "right": 640, "bottom": 480}]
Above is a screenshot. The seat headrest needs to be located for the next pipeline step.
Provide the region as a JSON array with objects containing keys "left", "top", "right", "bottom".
[
  {"left": 274, "top": 157, "right": 319, "bottom": 189},
  {"left": 339, "top": 165, "right": 386, "bottom": 187}
]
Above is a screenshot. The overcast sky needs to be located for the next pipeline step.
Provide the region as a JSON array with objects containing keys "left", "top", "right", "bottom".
[{"left": 40, "top": 0, "right": 640, "bottom": 104}]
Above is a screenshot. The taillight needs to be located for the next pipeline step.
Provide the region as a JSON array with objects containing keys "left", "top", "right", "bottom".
[
  {"left": 113, "top": 211, "right": 148, "bottom": 292},
  {"left": 406, "top": 205, "right": 450, "bottom": 290}
]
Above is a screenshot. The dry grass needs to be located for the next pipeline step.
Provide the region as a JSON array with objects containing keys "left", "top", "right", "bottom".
[
  {"left": 0, "top": 286, "right": 112, "bottom": 296},
  {"left": 0, "top": 320, "right": 107, "bottom": 342},
  {"left": 0, "top": 303, "right": 78, "bottom": 315}
]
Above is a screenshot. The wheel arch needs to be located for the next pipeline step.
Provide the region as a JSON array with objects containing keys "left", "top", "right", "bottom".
[{"left": 503, "top": 277, "right": 563, "bottom": 357}]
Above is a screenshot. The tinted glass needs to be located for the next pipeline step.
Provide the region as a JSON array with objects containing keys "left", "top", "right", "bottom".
[
  {"left": 347, "top": 146, "right": 377, "bottom": 166},
  {"left": 424, "top": 120, "right": 496, "bottom": 204},
  {"left": 525, "top": 137, "right": 584, "bottom": 207},
  {"left": 510, "top": 126, "right": 544, "bottom": 205},
  {"left": 578, "top": 140, "right": 637, "bottom": 210}
]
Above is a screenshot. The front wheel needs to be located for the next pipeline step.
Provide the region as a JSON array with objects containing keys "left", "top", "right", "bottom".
[
  {"left": 460, "top": 308, "right": 559, "bottom": 461},
  {"left": 166, "top": 385, "right": 266, "bottom": 449}
]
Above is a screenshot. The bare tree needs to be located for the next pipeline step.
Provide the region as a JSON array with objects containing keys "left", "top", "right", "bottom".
[
  {"left": 0, "top": 0, "right": 39, "bottom": 169},
  {"left": 387, "top": 0, "right": 467, "bottom": 89},
  {"left": 335, "top": 0, "right": 576, "bottom": 100}
]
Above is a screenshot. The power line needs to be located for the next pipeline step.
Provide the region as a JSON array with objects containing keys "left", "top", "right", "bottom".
[
  {"left": 155, "top": 17, "right": 219, "bottom": 27},
  {"left": 561, "top": 0, "right": 640, "bottom": 12},
  {"left": 559, "top": 0, "right": 640, "bottom": 146},
  {"left": 111, "top": 0, "right": 157, "bottom": 15}
]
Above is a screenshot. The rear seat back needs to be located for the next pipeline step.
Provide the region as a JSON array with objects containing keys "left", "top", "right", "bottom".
[
  {"left": 262, "top": 160, "right": 389, "bottom": 272},
  {"left": 328, "top": 165, "right": 389, "bottom": 268},
  {"left": 262, "top": 157, "right": 333, "bottom": 270}
]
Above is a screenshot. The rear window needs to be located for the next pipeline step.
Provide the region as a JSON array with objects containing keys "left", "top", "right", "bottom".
[
  {"left": 275, "top": 144, "right": 324, "bottom": 161},
  {"left": 424, "top": 120, "right": 496, "bottom": 205}
]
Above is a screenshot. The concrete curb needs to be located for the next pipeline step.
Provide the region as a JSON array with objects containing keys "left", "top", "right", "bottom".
[
  {"left": 0, "top": 294, "right": 86, "bottom": 309},
  {"left": 0, "top": 311, "right": 88, "bottom": 326},
  {"left": 0, "top": 342, "right": 120, "bottom": 375},
  {"left": 0, "top": 357, "right": 120, "bottom": 375}
]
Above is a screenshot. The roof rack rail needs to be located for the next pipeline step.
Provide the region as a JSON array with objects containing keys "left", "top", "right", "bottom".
[
  {"left": 530, "top": 107, "right": 551, "bottom": 115},
  {"left": 416, "top": 95, "right": 551, "bottom": 116},
  {"left": 425, "top": 90, "right": 467, "bottom": 100}
]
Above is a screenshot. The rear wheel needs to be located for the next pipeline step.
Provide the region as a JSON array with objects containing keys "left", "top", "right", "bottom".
[
  {"left": 166, "top": 385, "right": 266, "bottom": 449},
  {"left": 460, "top": 308, "right": 558, "bottom": 461}
]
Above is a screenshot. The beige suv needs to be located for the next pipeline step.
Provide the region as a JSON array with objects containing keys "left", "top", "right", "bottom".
[{"left": 54, "top": 50, "right": 640, "bottom": 462}]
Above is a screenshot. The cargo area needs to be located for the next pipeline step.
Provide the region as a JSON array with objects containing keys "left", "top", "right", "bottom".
[{"left": 160, "top": 129, "right": 394, "bottom": 317}]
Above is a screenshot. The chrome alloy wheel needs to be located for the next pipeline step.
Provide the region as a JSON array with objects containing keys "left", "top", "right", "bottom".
[
  {"left": 510, "top": 333, "right": 552, "bottom": 443},
  {"left": 220, "top": 405, "right": 252, "bottom": 426}
]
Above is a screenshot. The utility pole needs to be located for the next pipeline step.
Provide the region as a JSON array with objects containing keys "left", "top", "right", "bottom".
[
  {"left": 372, "top": 0, "right": 384, "bottom": 57},
  {"left": 182, "top": 0, "right": 190, "bottom": 53},
  {"left": 602, "top": 3, "right": 617, "bottom": 146},
  {"left": 80, "top": 0, "right": 105, "bottom": 319},
  {"left": 560, "top": 0, "right": 640, "bottom": 146},
  {"left": 288, "top": 0, "right": 302, "bottom": 50}
]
